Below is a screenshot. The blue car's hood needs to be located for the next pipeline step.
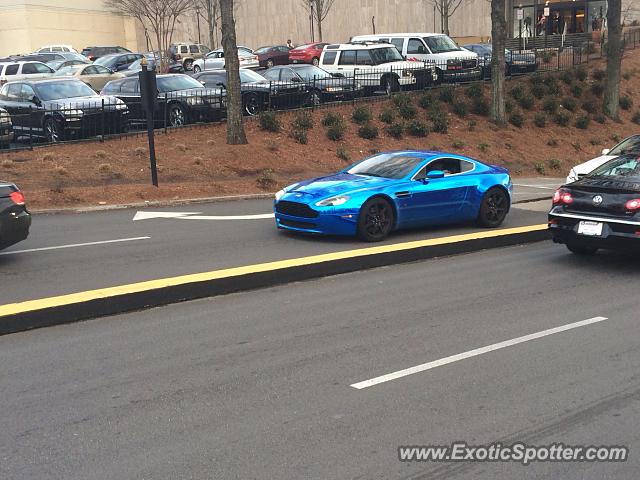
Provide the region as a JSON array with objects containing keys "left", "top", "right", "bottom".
[{"left": 289, "top": 173, "right": 397, "bottom": 198}]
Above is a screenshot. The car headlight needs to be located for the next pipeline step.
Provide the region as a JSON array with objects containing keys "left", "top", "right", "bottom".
[
  {"left": 63, "top": 109, "right": 83, "bottom": 120},
  {"left": 566, "top": 169, "right": 578, "bottom": 183},
  {"left": 325, "top": 86, "right": 343, "bottom": 92},
  {"left": 275, "top": 189, "right": 286, "bottom": 201},
  {"left": 115, "top": 100, "right": 128, "bottom": 111},
  {"left": 315, "top": 195, "right": 350, "bottom": 207},
  {"left": 187, "top": 96, "right": 204, "bottom": 105}
]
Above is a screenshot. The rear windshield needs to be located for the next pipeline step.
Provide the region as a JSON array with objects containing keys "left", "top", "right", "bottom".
[{"left": 589, "top": 156, "right": 640, "bottom": 180}]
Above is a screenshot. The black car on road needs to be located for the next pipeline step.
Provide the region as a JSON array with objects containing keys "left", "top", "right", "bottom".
[
  {"left": 549, "top": 154, "right": 640, "bottom": 254},
  {"left": 0, "top": 182, "right": 30, "bottom": 250},
  {"left": 261, "top": 64, "right": 362, "bottom": 106},
  {"left": 94, "top": 53, "right": 145, "bottom": 72},
  {"left": 0, "top": 79, "right": 129, "bottom": 143},
  {"left": 192, "top": 68, "right": 306, "bottom": 116},
  {"left": 101, "top": 74, "right": 225, "bottom": 127},
  {"left": 463, "top": 43, "right": 536, "bottom": 78},
  {"left": 81, "top": 46, "right": 131, "bottom": 61}
]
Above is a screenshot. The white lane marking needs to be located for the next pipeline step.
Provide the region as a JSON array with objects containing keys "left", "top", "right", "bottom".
[
  {"left": 133, "top": 211, "right": 274, "bottom": 221},
  {"left": 0, "top": 237, "right": 151, "bottom": 256},
  {"left": 350, "top": 316, "right": 609, "bottom": 390}
]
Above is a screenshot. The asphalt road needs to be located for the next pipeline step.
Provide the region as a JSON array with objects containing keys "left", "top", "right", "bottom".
[
  {"left": 1, "top": 241, "right": 638, "bottom": 479},
  {"left": 0, "top": 184, "right": 555, "bottom": 304}
]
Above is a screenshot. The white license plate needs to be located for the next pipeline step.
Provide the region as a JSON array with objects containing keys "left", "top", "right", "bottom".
[{"left": 577, "top": 221, "right": 603, "bottom": 236}]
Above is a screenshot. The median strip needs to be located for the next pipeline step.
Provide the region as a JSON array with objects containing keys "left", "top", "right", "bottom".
[{"left": 0, "top": 224, "right": 548, "bottom": 335}]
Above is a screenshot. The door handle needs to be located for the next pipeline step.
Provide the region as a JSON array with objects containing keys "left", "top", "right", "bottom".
[{"left": 395, "top": 191, "right": 411, "bottom": 198}]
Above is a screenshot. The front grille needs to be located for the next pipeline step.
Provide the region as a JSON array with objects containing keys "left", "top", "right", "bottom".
[
  {"left": 279, "top": 218, "right": 317, "bottom": 229},
  {"left": 276, "top": 200, "right": 319, "bottom": 218}
]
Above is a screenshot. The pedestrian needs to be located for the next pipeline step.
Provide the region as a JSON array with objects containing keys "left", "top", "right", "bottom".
[{"left": 286, "top": 39, "right": 295, "bottom": 50}]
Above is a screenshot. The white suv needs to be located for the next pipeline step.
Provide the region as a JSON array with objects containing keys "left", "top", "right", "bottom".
[
  {"left": 351, "top": 33, "right": 481, "bottom": 82},
  {"left": 0, "top": 61, "right": 54, "bottom": 86},
  {"left": 319, "top": 42, "right": 437, "bottom": 94}
]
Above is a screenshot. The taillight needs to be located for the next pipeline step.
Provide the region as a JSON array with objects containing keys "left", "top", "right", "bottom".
[
  {"left": 625, "top": 199, "right": 640, "bottom": 211},
  {"left": 9, "top": 191, "right": 25, "bottom": 205},
  {"left": 553, "top": 189, "right": 573, "bottom": 205}
]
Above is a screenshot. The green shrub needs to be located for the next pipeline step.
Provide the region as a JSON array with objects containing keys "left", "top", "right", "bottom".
[
  {"left": 465, "top": 83, "right": 483, "bottom": 98},
  {"left": 594, "top": 113, "right": 606, "bottom": 124},
  {"left": 570, "top": 83, "right": 583, "bottom": 98},
  {"left": 479, "top": 142, "right": 490, "bottom": 152},
  {"left": 398, "top": 103, "right": 418, "bottom": 120},
  {"left": 581, "top": 99, "right": 597, "bottom": 114},
  {"left": 575, "top": 66, "right": 588, "bottom": 82},
  {"left": 534, "top": 112, "right": 547, "bottom": 127},
  {"left": 592, "top": 68, "right": 606, "bottom": 81},
  {"left": 326, "top": 122, "right": 346, "bottom": 141},
  {"left": 548, "top": 158, "right": 562, "bottom": 170},
  {"left": 591, "top": 82, "right": 604, "bottom": 97},
  {"left": 358, "top": 124, "right": 379, "bottom": 139},
  {"left": 543, "top": 97, "right": 559, "bottom": 114},
  {"left": 534, "top": 162, "right": 546, "bottom": 175},
  {"left": 518, "top": 94, "right": 535, "bottom": 110},
  {"left": 541, "top": 51, "right": 552, "bottom": 64},
  {"left": 547, "top": 138, "right": 558, "bottom": 147},
  {"left": 438, "top": 86, "right": 455, "bottom": 104},
  {"left": 386, "top": 122, "right": 404, "bottom": 139},
  {"left": 392, "top": 93, "right": 412, "bottom": 109},
  {"left": 509, "top": 111, "right": 524, "bottom": 128},
  {"left": 623, "top": 71, "right": 633, "bottom": 81},
  {"left": 429, "top": 109, "right": 448, "bottom": 133},
  {"left": 352, "top": 106, "right": 373, "bottom": 125},
  {"left": 419, "top": 92, "right": 434, "bottom": 109},
  {"left": 336, "top": 147, "right": 351, "bottom": 161},
  {"left": 505, "top": 99, "right": 515, "bottom": 114},
  {"left": 291, "top": 127, "right": 308, "bottom": 144},
  {"left": 257, "top": 169, "right": 278, "bottom": 189},
  {"left": 452, "top": 139, "right": 465, "bottom": 149},
  {"left": 292, "top": 111, "right": 313, "bottom": 131},
  {"left": 531, "top": 83, "right": 547, "bottom": 99},
  {"left": 632, "top": 111, "right": 640, "bottom": 125},
  {"left": 468, "top": 120, "right": 477, "bottom": 131},
  {"left": 529, "top": 74, "right": 544, "bottom": 85},
  {"left": 543, "top": 74, "right": 560, "bottom": 95},
  {"left": 561, "top": 97, "right": 577, "bottom": 112},
  {"left": 379, "top": 107, "right": 395, "bottom": 124},
  {"left": 559, "top": 70, "right": 574, "bottom": 85},
  {"left": 554, "top": 111, "right": 571, "bottom": 126},
  {"left": 510, "top": 84, "right": 525, "bottom": 101},
  {"left": 575, "top": 115, "right": 590, "bottom": 130},
  {"left": 259, "top": 111, "right": 281, "bottom": 132},
  {"left": 322, "top": 111, "right": 343, "bottom": 127},
  {"left": 407, "top": 120, "right": 429, "bottom": 137},
  {"left": 471, "top": 96, "right": 490, "bottom": 116},
  {"left": 619, "top": 96, "right": 633, "bottom": 110},
  {"left": 452, "top": 100, "right": 468, "bottom": 118}
]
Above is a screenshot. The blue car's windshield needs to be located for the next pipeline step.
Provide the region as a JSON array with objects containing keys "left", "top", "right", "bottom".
[{"left": 347, "top": 154, "right": 425, "bottom": 179}]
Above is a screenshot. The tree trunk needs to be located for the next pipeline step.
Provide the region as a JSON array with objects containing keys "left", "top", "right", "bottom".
[
  {"left": 220, "top": 0, "right": 248, "bottom": 145},
  {"left": 490, "top": 0, "right": 507, "bottom": 125},
  {"left": 206, "top": 0, "right": 216, "bottom": 48},
  {"left": 316, "top": 9, "right": 323, "bottom": 41},
  {"left": 443, "top": 0, "right": 450, "bottom": 35},
  {"left": 604, "top": 0, "right": 623, "bottom": 119}
]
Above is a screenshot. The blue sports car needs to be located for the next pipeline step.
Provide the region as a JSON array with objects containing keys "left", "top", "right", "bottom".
[{"left": 274, "top": 150, "right": 513, "bottom": 241}]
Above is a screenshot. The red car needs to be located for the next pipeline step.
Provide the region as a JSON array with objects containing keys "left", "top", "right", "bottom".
[
  {"left": 254, "top": 45, "right": 291, "bottom": 68},
  {"left": 288, "top": 42, "right": 330, "bottom": 66}
]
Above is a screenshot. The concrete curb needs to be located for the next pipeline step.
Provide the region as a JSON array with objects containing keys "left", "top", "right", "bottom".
[{"left": 0, "top": 225, "right": 550, "bottom": 335}]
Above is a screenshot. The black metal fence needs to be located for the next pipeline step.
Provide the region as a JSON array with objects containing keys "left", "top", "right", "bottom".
[{"left": 1, "top": 32, "right": 638, "bottom": 152}]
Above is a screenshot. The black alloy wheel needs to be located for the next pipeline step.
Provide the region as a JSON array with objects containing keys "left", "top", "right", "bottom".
[
  {"left": 43, "top": 117, "right": 63, "bottom": 143},
  {"left": 243, "top": 93, "right": 262, "bottom": 116},
  {"left": 357, "top": 197, "right": 394, "bottom": 242},
  {"left": 477, "top": 187, "right": 509, "bottom": 227}
]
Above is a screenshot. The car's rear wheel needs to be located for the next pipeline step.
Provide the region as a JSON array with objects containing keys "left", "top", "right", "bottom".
[
  {"left": 243, "top": 93, "right": 262, "bottom": 116},
  {"left": 357, "top": 197, "right": 394, "bottom": 242},
  {"left": 43, "top": 117, "right": 63, "bottom": 143},
  {"left": 477, "top": 187, "right": 509, "bottom": 228},
  {"left": 266, "top": 59, "right": 275, "bottom": 68},
  {"left": 383, "top": 76, "right": 400, "bottom": 95},
  {"left": 168, "top": 103, "right": 186, "bottom": 127},
  {"left": 308, "top": 89, "right": 322, "bottom": 106},
  {"left": 566, "top": 243, "right": 598, "bottom": 255},
  {"left": 312, "top": 57, "right": 319, "bottom": 66},
  {"left": 193, "top": 64, "right": 201, "bottom": 73},
  {"left": 184, "top": 59, "right": 193, "bottom": 71}
]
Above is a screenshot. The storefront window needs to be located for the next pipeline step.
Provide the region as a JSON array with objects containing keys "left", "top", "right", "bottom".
[
  {"left": 513, "top": 6, "right": 536, "bottom": 37},
  {"left": 588, "top": 1, "right": 607, "bottom": 32}
]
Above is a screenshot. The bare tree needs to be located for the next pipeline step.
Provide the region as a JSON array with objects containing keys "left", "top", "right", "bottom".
[
  {"left": 105, "top": 0, "right": 192, "bottom": 71},
  {"left": 220, "top": 0, "right": 247, "bottom": 145},
  {"left": 490, "top": 0, "right": 507, "bottom": 125},
  {"left": 429, "top": 0, "right": 466, "bottom": 35},
  {"left": 604, "top": 0, "right": 623, "bottom": 119},
  {"left": 195, "top": 0, "right": 220, "bottom": 48},
  {"left": 300, "top": 0, "right": 336, "bottom": 41},
  {"left": 622, "top": 0, "right": 639, "bottom": 24}
]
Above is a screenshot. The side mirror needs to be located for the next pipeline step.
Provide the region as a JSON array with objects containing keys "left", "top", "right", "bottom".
[
  {"left": 216, "top": 82, "right": 226, "bottom": 87},
  {"left": 332, "top": 72, "right": 344, "bottom": 78},
  {"left": 602, "top": 148, "right": 611, "bottom": 155},
  {"left": 426, "top": 170, "right": 445, "bottom": 179},
  {"left": 290, "top": 77, "right": 301, "bottom": 83},
  {"left": 31, "top": 96, "right": 42, "bottom": 106}
]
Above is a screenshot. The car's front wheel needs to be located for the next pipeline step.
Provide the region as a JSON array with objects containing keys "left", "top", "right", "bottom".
[
  {"left": 43, "top": 117, "right": 63, "bottom": 143},
  {"left": 184, "top": 59, "right": 193, "bottom": 71},
  {"left": 477, "top": 187, "right": 509, "bottom": 228},
  {"left": 357, "top": 197, "right": 395, "bottom": 242},
  {"left": 312, "top": 57, "right": 320, "bottom": 66},
  {"left": 193, "top": 64, "right": 201, "bottom": 73},
  {"left": 566, "top": 243, "right": 598, "bottom": 255},
  {"left": 243, "top": 93, "right": 262, "bottom": 116},
  {"left": 168, "top": 103, "right": 186, "bottom": 127},
  {"left": 383, "top": 76, "right": 400, "bottom": 95},
  {"left": 266, "top": 59, "right": 275, "bottom": 68}
]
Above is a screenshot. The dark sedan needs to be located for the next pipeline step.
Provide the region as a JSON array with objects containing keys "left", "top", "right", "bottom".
[
  {"left": 463, "top": 43, "right": 536, "bottom": 78},
  {"left": 0, "top": 79, "right": 129, "bottom": 142},
  {"left": 549, "top": 154, "right": 640, "bottom": 254},
  {"left": 101, "top": 74, "right": 225, "bottom": 127},
  {"left": 261, "top": 64, "right": 362, "bottom": 105},
  {"left": 123, "top": 56, "right": 184, "bottom": 77},
  {"left": 192, "top": 68, "right": 307, "bottom": 116},
  {"left": 0, "top": 182, "right": 30, "bottom": 250},
  {"left": 254, "top": 45, "right": 291, "bottom": 68},
  {"left": 94, "top": 53, "right": 145, "bottom": 72}
]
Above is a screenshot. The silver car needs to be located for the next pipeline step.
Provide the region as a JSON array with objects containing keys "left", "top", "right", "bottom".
[{"left": 192, "top": 48, "right": 259, "bottom": 72}]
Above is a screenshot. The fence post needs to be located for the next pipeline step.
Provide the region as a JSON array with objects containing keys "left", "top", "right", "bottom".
[
  {"left": 100, "top": 98, "right": 105, "bottom": 142},
  {"left": 163, "top": 93, "right": 168, "bottom": 134}
]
